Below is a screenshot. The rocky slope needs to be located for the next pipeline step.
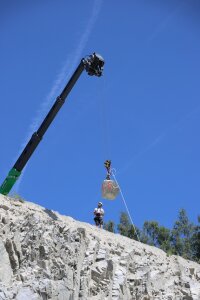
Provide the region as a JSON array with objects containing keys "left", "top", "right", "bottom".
[{"left": 0, "top": 194, "right": 200, "bottom": 300}]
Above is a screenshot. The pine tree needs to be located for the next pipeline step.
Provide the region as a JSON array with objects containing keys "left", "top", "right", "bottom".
[
  {"left": 191, "top": 215, "right": 200, "bottom": 263},
  {"left": 142, "top": 221, "right": 159, "bottom": 246},
  {"left": 104, "top": 220, "right": 115, "bottom": 233},
  {"left": 117, "top": 212, "right": 140, "bottom": 241},
  {"left": 117, "top": 212, "right": 130, "bottom": 237},
  {"left": 171, "top": 209, "right": 195, "bottom": 260}
]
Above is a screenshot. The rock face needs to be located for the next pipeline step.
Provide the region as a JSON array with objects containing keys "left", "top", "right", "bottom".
[{"left": 0, "top": 195, "right": 200, "bottom": 300}]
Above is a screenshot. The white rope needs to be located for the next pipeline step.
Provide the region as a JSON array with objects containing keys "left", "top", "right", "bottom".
[{"left": 111, "top": 169, "right": 140, "bottom": 242}]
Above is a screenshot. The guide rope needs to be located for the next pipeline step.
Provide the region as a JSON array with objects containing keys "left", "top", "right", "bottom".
[{"left": 111, "top": 169, "right": 140, "bottom": 242}]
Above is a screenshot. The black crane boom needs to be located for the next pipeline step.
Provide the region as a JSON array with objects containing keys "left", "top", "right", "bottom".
[{"left": 0, "top": 53, "right": 104, "bottom": 195}]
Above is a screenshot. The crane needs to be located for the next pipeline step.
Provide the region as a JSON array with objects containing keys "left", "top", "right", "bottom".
[{"left": 0, "top": 53, "right": 104, "bottom": 195}]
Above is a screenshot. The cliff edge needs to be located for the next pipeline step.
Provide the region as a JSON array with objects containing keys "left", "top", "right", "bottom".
[{"left": 0, "top": 194, "right": 199, "bottom": 300}]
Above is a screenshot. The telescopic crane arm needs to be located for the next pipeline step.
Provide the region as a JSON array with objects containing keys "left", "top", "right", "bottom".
[{"left": 0, "top": 53, "right": 104, "bottom": 195}]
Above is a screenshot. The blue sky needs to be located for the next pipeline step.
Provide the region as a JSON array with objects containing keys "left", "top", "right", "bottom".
[{"left": 1, "top": 0, "right": 200, "bottom": 230}]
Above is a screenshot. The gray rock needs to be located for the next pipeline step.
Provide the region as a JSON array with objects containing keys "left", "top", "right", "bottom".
[
  {"left": 0, "top": 240, "right": 13, "bottom": 285},
  {"left": 0, "top": 194, "right": 200, "bottom": 300},
  {"left": 15, "top": 288, "right": 40, "bottom": 300}
]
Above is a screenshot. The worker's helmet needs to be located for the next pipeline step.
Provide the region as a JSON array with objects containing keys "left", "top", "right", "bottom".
[{"left": 98, "top": 202, "right": 103, "bottom": 207}]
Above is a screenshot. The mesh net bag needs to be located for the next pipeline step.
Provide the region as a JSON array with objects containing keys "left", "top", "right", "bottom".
[{"left": 101, "top": 179, "right": 119, "bottom": 200}]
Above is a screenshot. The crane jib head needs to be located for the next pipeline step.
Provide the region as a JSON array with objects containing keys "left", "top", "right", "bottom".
[{"left": 83, "top": 53, "right": 104, "bottom": 77}]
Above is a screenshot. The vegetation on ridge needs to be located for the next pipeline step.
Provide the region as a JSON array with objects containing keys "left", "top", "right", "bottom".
[{"left": 104, "top": 209, "right": 200, "bottom": 264}]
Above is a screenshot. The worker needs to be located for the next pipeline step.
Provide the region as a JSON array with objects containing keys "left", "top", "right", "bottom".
[{"left": 94, "top": 202, "right": 104, "bottom": 228}]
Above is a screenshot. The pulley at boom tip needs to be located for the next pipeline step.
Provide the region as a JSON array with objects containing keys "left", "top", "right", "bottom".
[{"left": 83, "top": 53, "right": 104, "bottom": 77}]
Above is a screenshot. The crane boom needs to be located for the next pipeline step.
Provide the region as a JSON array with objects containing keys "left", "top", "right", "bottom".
[{"left": 0, "top": 53, "right": 104, "bottom": 195}]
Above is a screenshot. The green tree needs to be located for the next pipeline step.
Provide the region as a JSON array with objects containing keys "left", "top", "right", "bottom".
[
  {"left": 117, "top": 212, "right": 130, "bottom": 237},
  {"left": 141, "top": 221, "right": 171, "bottom": 252},
  {"left": 191, "top": 216, "right": 200, "bottom": 263},
  {"left": 171, "top": 209, "right": 195, "bottom": 260},
  {"left": 157, "top": 226, "right": 171, "bottom": 252},
  {"left": 128, "top": 224, "right": 141, "bottom": 241},
  {"left": 104, "top": 220, "right": 115, "bottom": 233},
  {"left": 117, "top": 212, "right": 140, "bottom": 241},
  {"left": 142, "top": 221, "right": 159, "bottom": 246}
]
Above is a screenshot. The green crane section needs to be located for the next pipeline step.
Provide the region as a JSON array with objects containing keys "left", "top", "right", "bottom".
[
  {"left": 0, "top": 169, "right": 21, "bottom": 195},
  {"left": 0, "top": 53, "right": 104, "bottom": 195}
]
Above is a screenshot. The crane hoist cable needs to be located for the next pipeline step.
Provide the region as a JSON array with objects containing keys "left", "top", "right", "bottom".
[
  {"left": 97, "top": 74, "right": 112, "bottom": 161},
  {"left": 95, "top": 68, "right": 140, "bottom": 242}
]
